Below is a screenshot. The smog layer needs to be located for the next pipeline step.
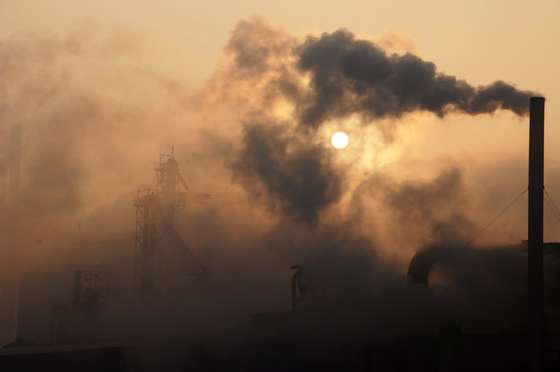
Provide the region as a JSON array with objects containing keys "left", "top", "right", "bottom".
[{"left": 0, "top": 16, "right": 552, "bottom": 368}]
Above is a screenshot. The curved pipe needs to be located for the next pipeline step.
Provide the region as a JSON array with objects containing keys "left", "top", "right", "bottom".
[
  {"left": 291, "top": 265, "right": 304, "bottom": 311},
  {"left": 407, "top": 250, "right": 437, "bottom": 285}
]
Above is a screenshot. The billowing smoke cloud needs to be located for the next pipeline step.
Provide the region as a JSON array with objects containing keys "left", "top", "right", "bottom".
[
  {"left": 219, "top": 19, "right": 537, "bottom": 224},
  {"left": 297, "top": 30, "right": 536, "bottom": 127},
  {"left": 349, "top": 166, "right": 479, "bottom": 261},
  {"left": 230, "top": 120, "right": 342, "bottom": 224},
  {"left": 372, "top": 167, "right": 464, "bottom": 224}
]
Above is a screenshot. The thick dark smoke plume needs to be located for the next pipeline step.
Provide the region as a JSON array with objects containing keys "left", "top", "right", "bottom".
[
  {"left": 297, "top": 30, "right": 536, "bottom": 127},
  {"left": 231, "top": 120, "right": 342, "bottom": 224}
]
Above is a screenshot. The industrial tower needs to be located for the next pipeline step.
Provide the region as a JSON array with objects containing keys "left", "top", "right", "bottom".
[{"left": 134, "top": 149, "right": 189, "bottom": 293}]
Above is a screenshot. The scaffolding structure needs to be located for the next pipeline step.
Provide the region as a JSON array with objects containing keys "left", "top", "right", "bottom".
[
  {"left": 134, "top": 189, "right": 161, "bottom": 292},
  {"left": 134, "top": 150, "right": 188, "bottom": 293}
]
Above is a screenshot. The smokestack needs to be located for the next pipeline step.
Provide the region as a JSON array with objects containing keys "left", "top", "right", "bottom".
[{"left": 528, "top": 96, "right": 545, "bottom": 372}]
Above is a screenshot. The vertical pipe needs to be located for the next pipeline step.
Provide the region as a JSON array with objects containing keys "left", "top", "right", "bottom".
[
  {"left": 291, "top": 273, "right": 297, "bottom": 312},
  {"left": 73, "top": 271, "right": 82, "bottom": 305},
  {"left": 291, "top": 265, "right": 304, "bottom": 311},
  {"left": 529, "top": 96, "right": 545, "bottom": 372}
]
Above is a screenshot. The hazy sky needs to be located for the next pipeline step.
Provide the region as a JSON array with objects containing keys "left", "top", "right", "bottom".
[
  {"left": 3, "top": 1, "right": 558, "bottom": 130},
  {"left": 2, "top": 1, "right": 559, "bottom": 86},
  {"left": 2, "top": 0, "right": 560, "bottom": 237}
]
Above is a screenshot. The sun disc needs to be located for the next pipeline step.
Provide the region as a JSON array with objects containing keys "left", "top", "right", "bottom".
[{"left": 331, "top": 131, "right": 349, "bottom": 149}]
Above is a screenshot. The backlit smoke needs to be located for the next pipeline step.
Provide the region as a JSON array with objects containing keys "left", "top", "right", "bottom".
[
  {"left": 230, "top": 120, "right": 342, "bottom": 224},
  {"left": 0, "top": 18, "right": 547, "bottom": 371},
  {"left": 297, "top": 30, "right": 536, "bottom": 127},
  {"left": 221, "top": 19, "right": 538, "bottom": 224}
]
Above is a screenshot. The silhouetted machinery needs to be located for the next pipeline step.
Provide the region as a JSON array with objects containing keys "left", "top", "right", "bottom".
[
  {"left": 408, "top": 241, "right": 560, "bottom": 299},
  {"left": 49, "top": 269, "right": 109, "bottom": 345},
  {"left": 291, "top": 265, "right": 307, "bottom": 311}
]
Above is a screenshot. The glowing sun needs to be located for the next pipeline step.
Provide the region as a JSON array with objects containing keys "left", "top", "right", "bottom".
[{"left": 331, "top": 131, "right": 349, "bottom": 149}]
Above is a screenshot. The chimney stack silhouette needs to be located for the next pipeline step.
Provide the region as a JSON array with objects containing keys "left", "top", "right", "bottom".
[{"left": 528, "top": 96, "right": 545, "bottom": 372}]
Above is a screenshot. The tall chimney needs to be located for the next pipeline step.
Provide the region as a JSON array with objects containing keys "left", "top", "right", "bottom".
[{"left": 529, "top": 96, "right": 545, "bottom": 372}]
